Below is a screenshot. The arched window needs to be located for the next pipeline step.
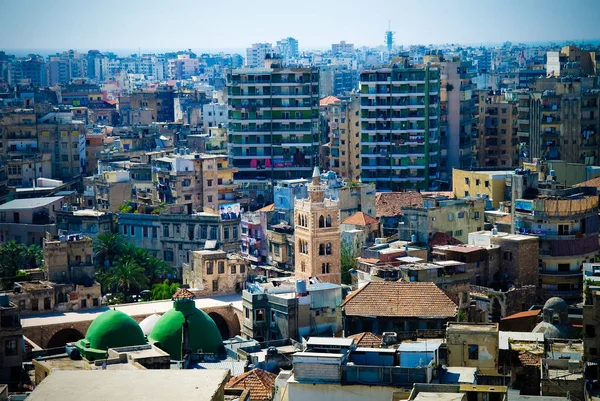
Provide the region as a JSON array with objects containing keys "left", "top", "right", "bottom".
[
  {"left": 326, "top": 242, "right": 332, "bottom": 255},
  {"left": 326, "top": 263, "right": 330, "bottom": 273},
  {"left": 319, "top": 243, "right": 325, "bottom": 255},
  {"left": 301, "top": 261, "right": 306, "bottom": 272},
  {"left": 297, "top": 214, "right": 301, "bottom": 225},
  {"left": 321, "top": 263, "right": 326, "bottom": 274},
  {"left": 319, "top": 215, "right": 325, "bottom": 228},
  {"left": 326, "top": 215, "right": 332, "bottom": 227}
]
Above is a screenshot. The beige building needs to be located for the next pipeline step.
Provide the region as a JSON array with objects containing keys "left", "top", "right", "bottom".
[
  {"left": 182, "top": 250, "right": 248, "bottom": 296},
  {"left": 0, "top": 196, "right": 64, "bottom": 246},
  {"left": 476, "top": 90, "right": 519, "bottom": 168},
  {"left": 320, "top": 94, "right": 361, "bottom": 181},
  {"left": 88, "top": 170, "right": 132, "bottom": 212},
  {"left": 446, "top": 322, "right": 499, "bottom": 370},
  {"left": 294, "top": 168, "right": 341, "bottom": 285},
  {"left": 43, "top": 234, "right": 95, "bottom": 284}
]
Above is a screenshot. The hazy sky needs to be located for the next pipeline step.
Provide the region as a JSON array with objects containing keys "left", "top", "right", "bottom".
[{"left": 1, "top": 0, "right": 599, "bottom": 53}]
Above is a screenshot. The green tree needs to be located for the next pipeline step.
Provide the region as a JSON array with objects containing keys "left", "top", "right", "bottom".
[
  {"left": 341, "top": 236, "right": 361, "bottom": 285},
  {"left": 23, "top": 245, "right": 43, "bottom": 270},
  {"left": 0, "top": 241, "right": 44, "bottom": 289},
  {"left": 94, "top": 232, "right": 126, "bottom": 269},
  {"left": 151, "top": 279, "right": 180, "bottom": 300},
  {"left": 103, "top": 257, "right": 148, "bottom": 300}
]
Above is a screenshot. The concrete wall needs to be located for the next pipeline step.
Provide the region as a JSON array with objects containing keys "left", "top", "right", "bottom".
[
  {"left": 286, "top": 381, "right": 399, "bottom": 401},
  {"left": 446, "top": 324, "right": 498, "bottom": 370}
]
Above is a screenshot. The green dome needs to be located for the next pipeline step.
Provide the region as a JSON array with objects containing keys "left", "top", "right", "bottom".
[
  {"left": 85, "top": 309, "right": 146, "bottom": 351},
  {"left": 149, "top": 300, "right": 222, "bottom": 360}
]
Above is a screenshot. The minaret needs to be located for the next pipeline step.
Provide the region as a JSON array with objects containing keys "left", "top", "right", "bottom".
[{"left": 294, "top": 167, "right": 341, "bottom": 285}]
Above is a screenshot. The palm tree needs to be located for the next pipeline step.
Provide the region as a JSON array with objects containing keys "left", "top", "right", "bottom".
[
  {"left": 23, "top": 245, "right": 43, "bottom": 269},
  {"left": 0, "top": 241, "right": 28, "bottom": 289},
  {"left": 146, "top": 256, "right": 171, "bottom": 283},
  {"left": 94, "top": 232, "right": 125, "bottom": 269},
  {"left": 104, "top": 257, "right": 148, "bottom": 300}
]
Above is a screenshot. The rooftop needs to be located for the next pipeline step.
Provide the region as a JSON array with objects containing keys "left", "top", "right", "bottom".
[
  {"left": 342, "top": 281, "right": 458, "bottom": 318},
  {"left": 319, "top": 95, "right": 341, "bottom": 106},
  {"left": 226, "top": 369, "right": 276, "bottom": 401},
  {"left": 347, "top": 332, "right": 382, "bottom": 348},
  {"left": 375, "top": 191, "right": 422, "bottom": 218},
  {"left": 0, "top": 196, "right": 63, "bottom": 211},
  {"left": 26, "top": 369, "right": 230, "bottom": 401},
  {"left": 447, "top": 323, "right": 498, "bottom": 333},
  {"left": 500, "top": 309, "right": 541, "bottom": 321},
  {"left": 342, "top": 211, "right": 379, "bottom": 226}
]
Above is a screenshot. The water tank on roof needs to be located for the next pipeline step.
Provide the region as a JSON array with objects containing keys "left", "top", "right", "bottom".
[
  {"left": 492, "top": 226, "right": 498, "bottom": 236},
  {"left": 296, "top": 280, "right": 307, "bottom": 295}
]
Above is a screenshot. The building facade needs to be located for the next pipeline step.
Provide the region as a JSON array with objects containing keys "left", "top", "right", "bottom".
[{"left": 359, "top": 61, "right": 441, "bottom": 191}]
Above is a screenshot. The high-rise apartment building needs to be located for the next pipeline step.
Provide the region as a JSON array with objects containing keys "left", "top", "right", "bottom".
[
  {"left": 320, "top": 94, "right": 361, "bottom": 181},
  {"left": 359, "top": 60, "right": 441, "bottom": 191},
  {"left": 476, "top": 90, "right": 519, "bottom": 168},
  {"left": 276, "top": 37, "right": 299, "bottom": 60},
  {"left": 294, "top": 168, "right": 341, "bottom": 285},
  {"left": 245, "top": 43, "right": 273, "bottom": 68},
  {"left": 227, "top": 57, "right": 320, "bottom": 207},
  {"left": 331, "top": 41, "right": 354, "bottom": 55},
  {"left": 525, "top": 77, "right": 600, "bottom": 165}
]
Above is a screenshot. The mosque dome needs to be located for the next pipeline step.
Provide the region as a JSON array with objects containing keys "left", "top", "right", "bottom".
[
  {"left": 149, "top": 289, "right": 223, "bottom": 360},
  {"left": 139, "top": 313, "right": 162, "bottom": 336},
  {"left": 74, "top": 309, "right": 146, "bottom": 360},
  {"left": 532, "top": 297, "right": 574, "bottom": 339}
]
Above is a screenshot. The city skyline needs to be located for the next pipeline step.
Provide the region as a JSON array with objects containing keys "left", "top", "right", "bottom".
[{"left": 1, "top": 0, "right": 599, "bottom": 53}]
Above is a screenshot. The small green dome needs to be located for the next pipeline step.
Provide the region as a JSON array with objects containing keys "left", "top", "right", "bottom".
[
  {"left": 85, "top": 309, "right": 146, "bottom": 351},
  {"left": 149, "top": 300, "right": 222, "bottom": 360}
]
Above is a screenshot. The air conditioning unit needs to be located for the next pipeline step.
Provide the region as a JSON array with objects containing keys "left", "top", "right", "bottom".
[{"left": 72, "top": 206, "right": 78, "bottom": 211}]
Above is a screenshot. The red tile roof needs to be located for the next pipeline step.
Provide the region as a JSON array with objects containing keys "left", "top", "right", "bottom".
[
  {"left": 342, "top": 281, "right": 458, "bottom": 318},
  {"left": 375, "top": 192, "right": 423, "bottom": 218},
  {"left": 256, "top": 203, "right": 275, "bottom": 212},
  {"left": 319, "top": 95, "right": 341, "bottom": 106},
  {"left": 576, "top": 177, "right": 600, "bottom": 187},
  {"left": 497, "top": 214, "right": 512, "bottom": 224},
  {"left": 429, "top": 232, "right": 463, "bottom": 247},
  {"left": 501, "top": 309, "right": 540, "bottom": 321},
  {"left": 347, "top": 332, "right": 382, "bottom": 348},
  {"left": 342, "top": 211, "right": 379, "bottom": 226},
  {"left": 227, "top": 368, "right": 276, "bottom": 401}
]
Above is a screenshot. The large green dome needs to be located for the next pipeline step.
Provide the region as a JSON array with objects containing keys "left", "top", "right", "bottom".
[
  {"left": 85, "top": 309, "right": 146, "bottom": 350},
  {"left": 149, "top": 300, "right": 222, "bottom": 360}
]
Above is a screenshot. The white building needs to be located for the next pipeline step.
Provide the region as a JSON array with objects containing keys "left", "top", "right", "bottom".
[
  {"left": 202, "top": 103, "right": 227, "bottom": 130},
  {"left": 246, "top": 43, "right": 273, "bottom": 67},
  {"left": 332, "top": 41, "right": 354, "bottom": 55}
]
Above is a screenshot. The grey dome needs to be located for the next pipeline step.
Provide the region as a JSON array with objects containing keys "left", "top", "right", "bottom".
[
  {"left": 542, "top": 297, "right": 568, "bottom": 325},
  {"left": 544, "top": 297, "right": 568, "bottom": 312}
]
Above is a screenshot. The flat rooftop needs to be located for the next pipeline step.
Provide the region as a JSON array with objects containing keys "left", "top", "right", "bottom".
[
  {"left": 0, "top": 196, "right": 63, "bottom": 211},
  {"left": 447, "top": 323, "right": 498, "bottom": 333},
  {"left": 26, "top": 369, "right": 230, "bottom": 401}
]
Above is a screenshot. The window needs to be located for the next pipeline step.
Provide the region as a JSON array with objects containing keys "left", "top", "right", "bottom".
[
  {"left": 274, "top": 243, "right": 281, "bottom": 256},
  {"left": 93, "top": 298, "right": 99, "bottom": 307},
  {"left": 464, "top": 191, "right": 469, "bottom": 197},
  {"left": 31, "top": 299, "right": 38, "bottom": 311},
  {"left": 206, "top": 261, "right": 214, "bottom": 275},
  {"left": 130, "top": 226, "right": 134, "bottom": 235},
  {"left": 223, "top": 226, "right": 230, "bottom": 240},
  {"left": 210, "top": 226, "right": 218, "bottom": 240},
  {"left": 448, "top": 213, "right": 454, "bottom": 221},
  {"left": 558, "top": 263, "right": 570, "bottom": 272},
  {"left": 62, "top": 155, "right": 69, "bottom": 162},
  {"left": 326, "top": 242, "right": 332, "bottom": 255},
  {"left": 326, "top": 215, "right": 332, "bottom": 227},
  {"left": 475, "top": 179, "right": 480, "bottom": 186},
  {"left": 301, "top": 261, "right": 306, "bottom": 272},
  {"left": 458, "top": 212, "right": 465, "bottom": 219},
  {"left": 245, "top": 307, "right": 250, "bottom": 319},
  {"left": 454, "top": 230, "right": 463, "bottom": 236},
  {"left": 468, "top": 345, "right": 479, "bottom": 360},
  {"left": 586, "top": 324, "right": 596, "bottom": 338},
  {"left": 255, "top": 309, "right": 265, "bottom": 322},
  {"left": 163, "top": 225, "right": 170, "bottom": 238},
  {"left": 175, "top": 225, "right": 180, "bottom": 235},
  {"left": 484, "top": 181, "right": 490, "bottom": 188},
  {"left": 231, "top": 264, "right": 236, "bottom": 274},
  {"left": 207, "top": 179, "right": 213, "bottom": 186},
  {"left": 473, "top": 211, "right": 480, "bottom": 220},
  {"left": 319, "top": 215, "right": 325, "bottom": 228},
  {"left": 123, "top": 225, "right": 128, "bottom": 235},
  {"left": 201, "top": 225, "right": 207, "bottom": 239},
  {"left": 164, "top": 250, "right": 173, "bottom": 262},
  {"left": 212, "top": 280, "right": 218, "bottom": 292},
  {"left": 558, "top": 224, "right": 569, "bottom": 236},
  {"left": 152, "top": 227, "right": 157, "bottom": 238},
  {"left": 5, "top": 339, "right": 18, "bottom": 356},
  {"left": 218, "top": 261, "right": 225, "bottom": 274},
  {"left": 44, "top": 297, "right": 51, "bottom": 310},
  {"left": 240, "top": 264, "right": 246, "bottom": 274},
  {"left": 504, "top": 251, "right": 512, "bottom": 261},
  {"left": 207, "top": 195, "right": 213, "bottom": 203},
  {"left": 319, "top": 243, "right": 325, "bottom": 255},
  {"left": 233, "top": 226, "right": 239, "bottom": 239},
  {"left": 143, "top": 227, "right": 148, "bottom": 238},
  {"left": 465, "top": 178, "right": 470, "bottom": 185}
]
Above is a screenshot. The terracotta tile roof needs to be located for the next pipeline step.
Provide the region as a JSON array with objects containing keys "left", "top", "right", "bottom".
[
  {"left": 342, "top": 281, "right": 458, "bottom": 318},
  {"left": 576, "top": 177, "right": 600, "bottom": 187},
  {"left": 348, "top": 332, "right": 382, "bottom": 348},
  {"left": 319, "top": 95, "right": 341, "bottom": 106},
  {"left": 501, "top": 309, "right": 540, "bottom": 321},
  {"left": 342, "top": 211, "right": 379, "bottom": 226},
  {"left": 375, "top": 192, "right": 423, "bottom": 218},
  {"left": 429, "top": 232, "right": 463, "bottom": 247},
  {"left": 497, "top": 214, "right": 512, "bottom": 224},
  {"left": 256, "top": 203, "right": 275, "bottom": 212},
  {"left": 518, "top": 351, "right": 542, "bottom": 367},
  {"left": 227, "top": 368, "right": 276, "bottom": 401},
  {"left": 171, "top": 288, "right": 195, "bottom": 300}
]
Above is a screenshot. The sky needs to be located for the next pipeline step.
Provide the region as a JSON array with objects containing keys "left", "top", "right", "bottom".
[{"left": 0, "top": 0, "right": 599, "bottom": 55}]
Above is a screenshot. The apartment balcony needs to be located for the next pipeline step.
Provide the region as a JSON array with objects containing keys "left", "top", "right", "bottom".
[
  {"left": 539, "top": 269, "right": 583, "bottom": 277},
  {"left": 543, "top": 289, "right": 581, "bottom": 299},
  {"left": 517, "top": 119, "right": 529, "bottom": 126},
  {"left": 518, "top": 106, "right": 529, "bottom": 112}
]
